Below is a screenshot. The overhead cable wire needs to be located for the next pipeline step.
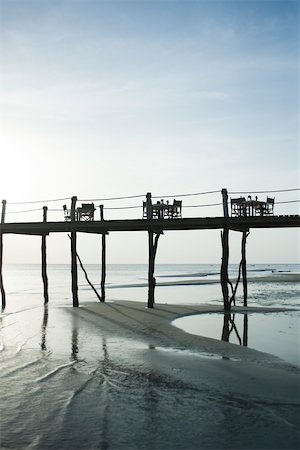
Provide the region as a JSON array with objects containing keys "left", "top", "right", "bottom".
[
  {"left": 228, "top": 188, "right": 300, "bottom": 195},
  {"left": 98, "top": 200, "right": 299, "bottom": 211},
  {"left": 79, "top": 190, "right": 220, "bottom": 202},
  {"left": 276, "top": 200, "right": 300, "bottom": 204},
  {"left": 6, "top": 188, "right": 299, "bottom": 205},
  {"left": 104, "top": 205, "right": 142, "bottom": 210},
  {"left": 6, "top": 208, "right": 43, "bottom": 214},
  {"left": 78, "top": 194, "right": 145, "bottom": 202},
  {"left": 152, "top": 190, "right": 220, "bottom": 199},
  {"left": 104, "top": 202, "right": 223, "bottom": 210},
  {"left": 8, "top": 197, "right": 71, "bottom": 205},
  {"left": 184, "top": 202, "right": 222, "bottom": 208}
]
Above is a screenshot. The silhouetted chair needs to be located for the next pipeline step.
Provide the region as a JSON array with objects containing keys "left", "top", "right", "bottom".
[
  {"left": 152, "top": 202, "right": 161, "bottom": 219},
  {"left": 172, "top": 200, "right": 182, "bottom": 218},
  {"left": 231, "top": 198, "right": 245, "bottom": 216},
  {"left": 143, "top": 202, "right": 147, "bottom": 219},
  {"left": 76, "top": 203, "right": 95, "bottom": 221},
  {"left": 264, "top": 197, "right": 275, "bottom": 216},
  {"left": 63, "top": 205, "right": 72, "bottom": 221}
]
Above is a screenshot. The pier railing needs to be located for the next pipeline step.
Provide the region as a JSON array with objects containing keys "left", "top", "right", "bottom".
[{"left": 2, "top": 188, "right": 300, "bottom": 224}]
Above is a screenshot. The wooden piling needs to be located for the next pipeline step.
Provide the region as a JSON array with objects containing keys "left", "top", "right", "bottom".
[
  {"left": 41, "top": 206, "right": 49, "bottom": 304},
  {"left": 100, "top": 205, "right": 106, "bottom": 302},
  {"left": 148, "top": 230, "right": 162, "bottom": 309},
  {"left": 222, "top": 188, "right": 229, "bottom": 218},
  {"left": 148, "top": 231, "right": 162, "bottom": 309},
  {"left": 146, "top": 192, "right": 155, "bottom": 308},
  {"left": 221, "top": 189, "right": 230, "bottom": 310},
  {"left": 146, "top": 192, "right": 153, "bottom": 220},
  {"left": 0, "top": 200, "right": 6, "bottom": 309},
  {"left": 70, "top": 196, "right": 79, "bottom": 307}
]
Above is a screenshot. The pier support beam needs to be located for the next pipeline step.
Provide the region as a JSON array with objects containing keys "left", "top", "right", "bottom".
[
  {"left": 241, "top": 231, "right": 249, "bottom": 307},
  {"left": 0, "top": 200, "right": 6, "bottom": 309},
  {"left": 148, "top": 230, "right": 162, "bottom": 308},
  {"left": 145, "top": 192, "right": 163, "bottom": 308},
  {"left": 70, "top": 196, "right": 79, "bottom": 307},
  {"left": 41, "top": 206, "right": 49, "bottom": 304},
  {"left": 221, "top": 228, "right": 230, "bottom": 310},
  {"left": 100, "top": 205, "right": 106, "bottom": 302},
  {"left": 221, "top": 188, "right": 230, "bottom": 310}
]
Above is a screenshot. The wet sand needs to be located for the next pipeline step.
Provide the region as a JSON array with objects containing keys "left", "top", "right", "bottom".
[
  {"left": 1, "top": 300, "right": 300, "bottom": 449},
  {"left": 76, "top": 300, "right": 298, "bottom": 366}
]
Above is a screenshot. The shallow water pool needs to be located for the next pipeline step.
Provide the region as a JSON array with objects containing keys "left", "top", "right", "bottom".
[{"left": 173, "top": 311, "right": 300, "bottom": 366}]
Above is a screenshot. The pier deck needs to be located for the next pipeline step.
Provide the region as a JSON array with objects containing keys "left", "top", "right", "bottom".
[{"left": 0, "top": 215, "right": 299, "bottom": 235}]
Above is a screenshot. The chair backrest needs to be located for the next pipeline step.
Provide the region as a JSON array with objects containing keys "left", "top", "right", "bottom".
[
  {"left": 231, "top": 197, "right": 245, "bottom": 205},
  {"left": 173, "top": 200, "right": 182, "bottom": 209},
  {"left": 230, "top": 197, "right": 245, "bottom": 216},
  {"left": 81, "top": 203, "right": 95, "bottom": 211},
  {"left": 172, "top": 199, "right": 182, "bottom": 218},
  {"left": 266, "top": 197, "right": 274, "bottom": 205},
  {"left": 143, "top": 201, "right": 147, "bottom": 218}
]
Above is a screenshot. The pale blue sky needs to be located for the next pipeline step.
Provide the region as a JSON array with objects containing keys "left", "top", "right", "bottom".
[{"left": 0, "top": 0, "right": 299, "bottom": 263}]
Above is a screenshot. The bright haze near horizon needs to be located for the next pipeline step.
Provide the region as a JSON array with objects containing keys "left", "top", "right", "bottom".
[{"left": 0, "top": 0, "right": 299, "bottom": 265}]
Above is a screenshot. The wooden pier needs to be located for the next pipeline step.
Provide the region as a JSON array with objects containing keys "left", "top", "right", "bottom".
[{"left": 0, "top": 189, "right": 299, "bottom": 311}]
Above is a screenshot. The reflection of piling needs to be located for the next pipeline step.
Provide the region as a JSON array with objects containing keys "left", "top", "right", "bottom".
[
  {"left": 41, "top": 305, "right": 49, "bottom": 351},
  {"left": 0, "top": 200, "right": 6, "bottom": 309},
  {"left": 100, "top": 337, "right": 109, "bottom": 450},
  {"left": 243, "top": 314, "right": 248, "bottom": 347},
  {"left": 41, "top": 206, "right": 49, "bottom": 304},
  {"left": 71, "top": 314, "right": 79, "bottom": 361},
  {"left": 222, "top": 313, "right": 248, "bottom": 348},
  {"left": 221, "top": 313, "right": 230, "bottom": 342},
  {"left": 71, "top": 328, "right": 79, "bottom": 360},
  {"left": 70, "top": 196, "right": 79, "bottom": 307}
]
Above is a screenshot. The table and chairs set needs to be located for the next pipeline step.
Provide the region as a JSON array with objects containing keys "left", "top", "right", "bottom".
[
  {"left": 230, "top": 196, "right": 274, "bottom": 217},
  {"left": 63, "top": 203, "right": 96, "bottom": 221},
  {"left": 62, "top": 195, "right": 274, "bottom": 222},
  {"left": 143, "top": 199, "right": 182, "bottom": 219}
]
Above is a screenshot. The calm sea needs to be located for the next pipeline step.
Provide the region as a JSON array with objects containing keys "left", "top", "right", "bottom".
[{"left": 2, "top": 262, "right": 300, "bottom": 309}]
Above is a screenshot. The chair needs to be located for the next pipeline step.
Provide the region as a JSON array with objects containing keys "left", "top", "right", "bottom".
[
  {"left": 172, "top": 200, "right": 182, "bottom": 218},
  {"left": 77, "top": 203, "right": 95, "bottom": 221},
  {"left": 142, "top": 202, "right": 147, "bottom": 219},
  {"left": 253, "top": 201, "right": 264, "bottom": 216},
  {"left": 152, "top": 202, "right": 161, "bottom": 219},
  {"left": 264, "top": 197, "right": 275, "bottom": 216},
  {"left": 63, "top": 205, "right": 72, "bottom": 221},
  {"left": 230, "top": 198, "right": 245, "bottom": 217}
]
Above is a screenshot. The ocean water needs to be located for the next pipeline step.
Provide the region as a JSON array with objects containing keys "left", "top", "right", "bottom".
[
  {"left": 1, "top": 264, "right": 300, "bottom": 449},
  {"left": 2, "top": 263, "right": 300, "bottom": 309}
]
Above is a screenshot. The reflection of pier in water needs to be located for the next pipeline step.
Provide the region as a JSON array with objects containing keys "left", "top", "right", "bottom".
[
  {"left": 221, "top": 313, "right": 248, "bottom": 347},
  {"left": 40, "top": 305, "right": 48, "bottom": 351},
  {"left": 39, "top": 308, "right": 110, "bottom": 450}
]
